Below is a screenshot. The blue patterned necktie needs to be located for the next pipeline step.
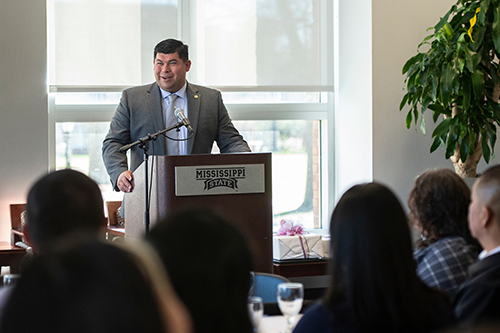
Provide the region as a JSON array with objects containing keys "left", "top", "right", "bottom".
[{"left": 165, "top": 94, "right": 179, "bottom": 155}]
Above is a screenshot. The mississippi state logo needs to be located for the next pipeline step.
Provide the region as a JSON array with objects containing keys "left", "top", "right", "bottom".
[{"left": 195, "top": 167, "right": 246, "bottom": 191}]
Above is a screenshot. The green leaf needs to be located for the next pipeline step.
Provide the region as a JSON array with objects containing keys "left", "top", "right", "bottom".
[
  {"left": 432, "top": 116, "right": 452, "bottom": 137},
  {"left": 420, "top": 115, "right": 426, "bottom": 135},
  {"left": 463, "top": 72, "right": 472, "bottom": 111},
  {"left": 443, "top": 22, "right": 454, "bottom": 38},
  {"left": 402, "top": 53, "right": 424, "bottom": 75},
  {"left": 400, "top": 93, "right": 409, "bottom": 111},
  {"left": 482, "top": 133, "right": 491, "bottom": 163},
  {"left": 457, "top": 57, "right": 465, "bottom": 73},
  {"left": 406, "top": 110, "right": 413, "bottom": 129},
  {"left": 457, "top": 32, "right": 466, "bottom": 45},
  {"left": 440, "top": 63, "right": 454, "bottom": 107},
  {"left": 421, "top": 96, "right": 432, "bottom": 112},
  {"left": 433, "top": 111, "right": 440, "bottom": 123},
  {"left": 469, "top": 130, "right": 477, "bottom": 156},
  {"left": 446, "top": 125, "right": 459, "bottom": 159},
  {"left": 419, "top": 70, "right": 429, "bottom": 88},
  {"left": 478, "top": 1, "right": 489, "bottom": 24},
  {"left": 418, "top": 34, "right": 435, "bottom": 49},
  {"left": 435, "top": 5, "right": 456, "bottom": 33},
  {"left": 445, "top": 117, "right": 460, "bottom": 159},
  {"left": 430, "top": 74, "right": 438, "bottom": 100},
  {"left": 493, "top": 5, "right": 500, "bottom": 54},
  {"left": 488, "top": 122, "right": 497, "bottom": 152},
  {"left": 428, "top": 103, "right": 452, "bottom": 116},
  {"left": 460, "top": 134, "right": 470, "bottom": 162},
  {"left": 430, "top": 136, "right": 442, "bottom": 153},
  {"left": 491, "top": 65, "right": 500, "bottom": 85},
  {"left": 488, "top": 98, "right": 500, "bottom": 122},
  {"left": 471, "top": 69, "right": 485, "bottom": 99},
  {"left": 464, "top": 47, "right": 476, "bottom": 72}
]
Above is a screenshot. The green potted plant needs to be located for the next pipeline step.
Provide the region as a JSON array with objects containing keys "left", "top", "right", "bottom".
[{"left": 400, "top": 0, "right": 500, "bottom": 177}]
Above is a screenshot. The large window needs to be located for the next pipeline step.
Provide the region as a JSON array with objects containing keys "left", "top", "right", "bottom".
[{"left": 49, "top": 0, "right": 334, "bottom": 231}]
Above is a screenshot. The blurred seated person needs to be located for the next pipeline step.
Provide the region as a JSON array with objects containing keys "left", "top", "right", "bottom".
[
  {"left": 409, "top": 168, "right": 480, "bottom": 297},
  {"left": 454, "top": 164, "right": 500, "bottom": 328},
  {"left": 24, "top": 168, "right": 107, "bottom": 255},
  {"left": 146, "top": 208, "right": 254, "bottom": 333},
  {"left": 293, "top": 183, "right": 455, "bottom": 333},
  {"left": 0, "top": 169, "right": 109, "bottom": 320},
  {"left": 0, "top": 240, "right": 191, "bottom": 333}
]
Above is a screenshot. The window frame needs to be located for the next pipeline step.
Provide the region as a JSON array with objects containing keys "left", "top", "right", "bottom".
[{"left": 47, "top": 0, "right": 335, "bottom": 232}]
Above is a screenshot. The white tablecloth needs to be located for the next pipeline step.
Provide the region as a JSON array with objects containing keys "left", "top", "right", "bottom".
[{"left": 258, "top": 315, "right": 303, "bottom": 333}]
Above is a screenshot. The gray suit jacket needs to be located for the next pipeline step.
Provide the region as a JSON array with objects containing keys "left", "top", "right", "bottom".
[{"left": 102, "top": 81, "right": 251, "bottom": 190}]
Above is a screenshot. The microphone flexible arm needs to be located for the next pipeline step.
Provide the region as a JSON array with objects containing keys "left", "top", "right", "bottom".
[{"left": 119, "top": 121, "right": 185, "bottom": 153}]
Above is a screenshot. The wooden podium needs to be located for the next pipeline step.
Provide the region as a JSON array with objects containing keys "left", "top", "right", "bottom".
[{"left": 124, "top": 152, "right": 273, "bottom": 272}]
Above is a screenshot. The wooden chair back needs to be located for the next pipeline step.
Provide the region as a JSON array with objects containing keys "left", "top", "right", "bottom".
[
  {"left": 106, "top": 201, "right": 122, "bottom": 226},
  {"left": 9, "top": 203, "right": 26, "bottom": 246}
]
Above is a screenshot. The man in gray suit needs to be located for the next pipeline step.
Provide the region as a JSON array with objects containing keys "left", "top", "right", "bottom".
[{"left": 102, "top": 39, "right": 251, "bottom": 193}]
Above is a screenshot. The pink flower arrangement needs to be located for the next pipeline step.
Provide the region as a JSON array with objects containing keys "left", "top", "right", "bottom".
[{"left": 276, "top": 219, "right": 308, "bottom": 236}]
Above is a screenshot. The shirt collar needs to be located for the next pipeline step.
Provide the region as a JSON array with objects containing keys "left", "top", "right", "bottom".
[
  {"left": 479, "top": 244, "right": 500, "bottom": 260},
  {"left": 160, "top": 82, "right": 187, "bottom": 100}
]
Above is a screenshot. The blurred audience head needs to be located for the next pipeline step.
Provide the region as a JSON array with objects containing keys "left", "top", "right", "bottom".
[
  {"left": 0, "top": 240, "right": 192, "bottom": 333},
  {"left": 146, "top": 208, "right": 253, "bottom": 333},
  {"left": 325, "top": 182, "right": 453, "bottom": 331},
  {"left": 408, "top": 168, "right": 477, "bottom": 249},
  {"left": 25, "top": 169, "right": 105, "bottom": 254},
  {"left": 469, "top": 164, "right": 500, "bottom": 249}
]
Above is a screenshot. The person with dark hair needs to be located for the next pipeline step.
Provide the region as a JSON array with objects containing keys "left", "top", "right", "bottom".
[
  {"left": 454, "top": 164, "right": 500, "bottom": 328},
  {"left": 146, "top": 208, "right": 254, "bottom": 333},
  {"left": 0, "top": 240, "right": 192, "bottom": 333},
  {"left": 293, "top": 183, "right": 455, "bottom": 333},
  {"left": 0, "top": 169, "right": 109, "bottom": 323},
  {"left": 102, "top": 38, "right": 250, "bottom": 194},
  {"left": 409, "top": 168, "right": 480, "bottom": 297},
  {"left": 24, "top": 169, "right": 106, "bottom": 254}
]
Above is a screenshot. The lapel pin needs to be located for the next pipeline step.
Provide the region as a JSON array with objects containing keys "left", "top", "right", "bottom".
[{"left": 194, "top": 94, "right": 199, "bottom": 99}]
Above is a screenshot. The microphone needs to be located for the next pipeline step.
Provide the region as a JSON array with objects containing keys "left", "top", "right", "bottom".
[{"left": 174, "top": 108, "right": 194, "bottom": 133}]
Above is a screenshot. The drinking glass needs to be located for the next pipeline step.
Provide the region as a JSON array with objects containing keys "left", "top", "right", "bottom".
[
  {"left": 249, "top": 271, "right": 255, "bottom": 297},
  {"left": 277, "top": 282, "right": 303, "bottom": 333},
  {"left": 248, "top": 296, "right": 264, "bottom": 332}
]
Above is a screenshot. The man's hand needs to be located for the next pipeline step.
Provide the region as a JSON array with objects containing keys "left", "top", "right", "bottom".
[{"left": 117, "top": 171, "right": 134, "bottom": 193}]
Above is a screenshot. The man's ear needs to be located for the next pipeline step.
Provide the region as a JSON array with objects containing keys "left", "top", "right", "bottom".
[{"left": 482, "top": 206, "right": 494, "bottom": 229}]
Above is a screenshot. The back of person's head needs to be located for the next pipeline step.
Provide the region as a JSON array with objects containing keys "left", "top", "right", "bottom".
[
  {"left": 154, "top": 38, "right": 189, "bottom": 62},
  {"left": 325, "top": 182, "right": 453, "bottom": 332},
  {"left": 26, "top": 169, "right": 105, "bottom": 253},
  {"left": 476, "top": 164, "right": 500, "bottom": 218},
  {"left": 408, "top": 168, "right": 476, "bottom": 249},
  {"left": 0, "top": 241, "right": 167, "bottom": 333},
  {"left": 146, "top": 208, "right": 253, "bottom": 333}
]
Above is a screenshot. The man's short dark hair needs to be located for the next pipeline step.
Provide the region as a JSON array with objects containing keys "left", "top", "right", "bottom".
[
  {"left": 26, "top": 169, "right": 105, "bottom": 253},
  {"left": 154, "top": 39, "right": 189, "bottom": 62}
]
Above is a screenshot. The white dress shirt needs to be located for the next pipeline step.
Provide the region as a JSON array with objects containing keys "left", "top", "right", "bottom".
[{"left": 478, "top": 244, "right": 500, "bottom": 260}]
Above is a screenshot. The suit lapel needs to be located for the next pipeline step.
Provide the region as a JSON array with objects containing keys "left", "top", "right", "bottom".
[
  {"left": 146, "top": 82, "right": 166, "bottom": 154},
  {"left": 186, "top": 82, "right": 200, "bottom": 154}
]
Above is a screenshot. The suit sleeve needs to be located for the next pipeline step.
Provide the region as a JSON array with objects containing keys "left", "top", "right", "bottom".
[
  {"left": 215, "top": 92, "right": 251, "bottom": 153},
  {"left": 102, "top": 91, "right": 132, "bottom": 190}
]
